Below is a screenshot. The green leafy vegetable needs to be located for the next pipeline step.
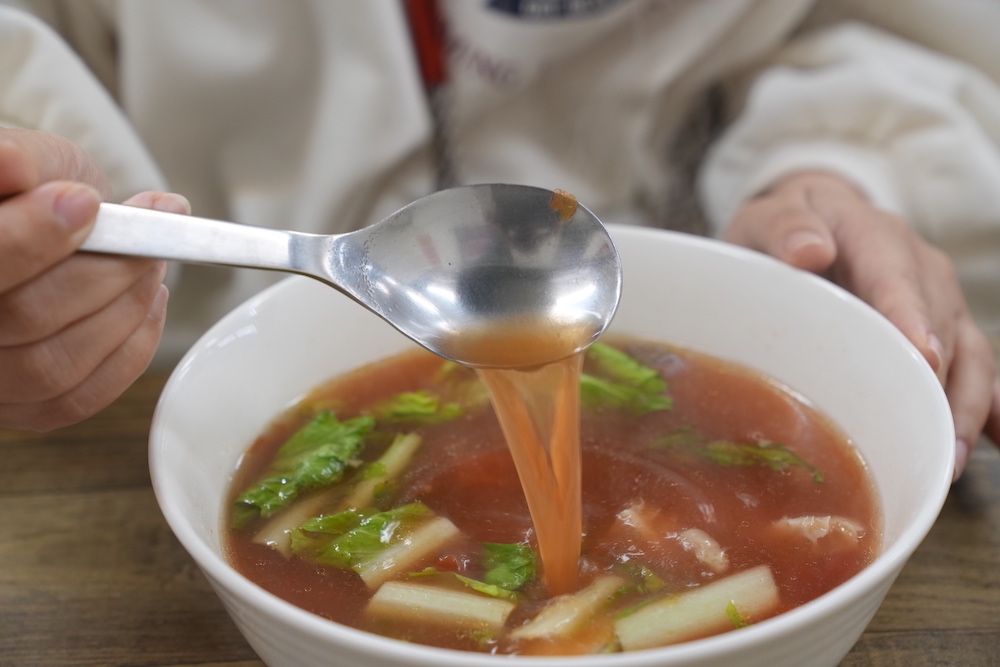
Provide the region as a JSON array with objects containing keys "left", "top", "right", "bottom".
[
  {"left": 581, "top": 342, "right": 672, "bottom": 414},
  {"left": 290, "top": 502, "right": 433, "bottom": 571},
  {"left": 726, "top": 600, "right": 749, "bottom": 628},
  {"left": 443, "top": 542, "right": 538, "bottom": 600},
  {"left": 372, "top": 390, "right": 463, "bottom": 424},
  {"left": 614, "top": 595, "right": 660, "bottom": 619},
  {"left": 617, "top": 562, "right": 666, "bottom": 595},
  {"left": 362, "top": 461, "right": 388, "bottom": 480},
  {"left": 580, "top": 375, "right": 673, "bottom": 414},
  {"left": 339, "top": 432, "right": 423, "bottom": 510},
  {"left": 231, "top": 411, "right": 374, "bottom": 529},
  {"left": 655, "top": 424, "right": 701, "bottom": 448},
  {"left": 586, "top": 342, "right": 668, "bottom": 394},
  {"left": 702, "top": 441, "right": 823, "bottom": 482},
  {"left": 455, "top": 574, "right": 519, "bottom": 599},
  {"left": 656, "top": 427, "right": 823, "bottom": 483},
  {"left": 435, "top": 362, "right": 491, "bottom": 410},
  {"left": 482, "top": 542, "right": 537, "bottom": 592},
  {"left": 403, "top": 568, "right": 519, "bottom": 599}
]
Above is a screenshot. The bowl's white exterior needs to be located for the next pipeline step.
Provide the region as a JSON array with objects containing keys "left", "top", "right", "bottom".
[{"left": 150, "top": 226, "right": 953, "bottom": 667}]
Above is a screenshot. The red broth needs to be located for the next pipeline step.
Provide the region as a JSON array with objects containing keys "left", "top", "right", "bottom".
[
  {"left": 477, "top": 354, "right": 584, "bottom": 596},
  {"left": 225, "top": 339, "right": 881, "bottom": 655}
]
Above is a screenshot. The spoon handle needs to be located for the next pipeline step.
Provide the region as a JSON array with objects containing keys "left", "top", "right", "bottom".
[{"left": 81, "top": 203, "right": 305, "bottom": 273}]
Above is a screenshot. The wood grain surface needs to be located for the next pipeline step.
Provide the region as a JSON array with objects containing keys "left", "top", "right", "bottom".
[{"left": 1, "top": 370, "right": 997, "bottom": 666}]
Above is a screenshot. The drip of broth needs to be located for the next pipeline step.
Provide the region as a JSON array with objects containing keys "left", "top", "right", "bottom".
[
  {"left": 441, "top": 188, "right": 591, "bottom": 593},
  {"left": 476, "top": 352, "right": 584, "bottom": 595}
]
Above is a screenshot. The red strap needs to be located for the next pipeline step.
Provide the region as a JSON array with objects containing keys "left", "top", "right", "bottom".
[{"left": 403, "top": 0, "right": 448, "bottom": 88}]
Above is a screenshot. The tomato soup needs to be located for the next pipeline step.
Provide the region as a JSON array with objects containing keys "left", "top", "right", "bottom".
[{"left": 225, "top": 339, "right": 880, "bottom": 656}]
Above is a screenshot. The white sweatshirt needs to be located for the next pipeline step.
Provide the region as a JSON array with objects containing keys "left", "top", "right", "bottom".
[{"left": 2, "top": 0, "right": 999, "bottom": 362}]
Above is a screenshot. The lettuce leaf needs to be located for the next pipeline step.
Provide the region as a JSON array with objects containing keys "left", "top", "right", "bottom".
[
  {"left": 580, "top": 375, "right": 673, "bottom": 414},
  {"left": 617, "top": 562, "right": 666, "bottom": 595},
  {"left": 454, "top": 574, "right": 519, "bottom": 599},
  {"left": 581, "top": 342, "right": 672, "bottom": 414},
  {"left": 231, "top": 411, "right": 374, "bottom": 528},
  {"left": 435, "top": 362, "right": 491, "bottom": 410},
  {"left": 656, "top": 428, "right": 823, "bottom": 483},
  {"left": 290, "top": 502, "right": 433, "bottom": 571},
  {"left": 586, "top": 342, "right": 667, "bottom": 394},
  {"left": 701, "top": 440, "right": 824, "bottom": 482},
  {"left": 482, "top": 542, "right": 537, "bottom": 592},
  {"left": 372, "top": 390, "right": 463, "bottom": 424}
]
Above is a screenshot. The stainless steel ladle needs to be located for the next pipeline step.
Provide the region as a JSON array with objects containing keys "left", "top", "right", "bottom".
[{"left": 80, "top": 184, "right": 622, "bottom": 368}]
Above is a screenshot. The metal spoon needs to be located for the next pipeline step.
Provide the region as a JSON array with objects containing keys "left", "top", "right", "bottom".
[{"left": 81, "top": 184, "right": 622, "bottom": 368}]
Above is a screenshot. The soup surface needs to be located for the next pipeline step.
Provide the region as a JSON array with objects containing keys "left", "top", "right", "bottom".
[{"left": 225, "top": 339, "right": 881, "bottom": 655}]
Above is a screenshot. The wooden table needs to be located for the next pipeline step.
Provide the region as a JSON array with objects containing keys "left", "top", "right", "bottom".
[{"left": 1, "top": 370, "right": 998, "bottom": 666}]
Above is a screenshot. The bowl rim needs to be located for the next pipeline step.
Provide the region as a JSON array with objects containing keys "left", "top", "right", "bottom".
[{"left": 149, "top": 226, "right": 954, "bottom": 665}]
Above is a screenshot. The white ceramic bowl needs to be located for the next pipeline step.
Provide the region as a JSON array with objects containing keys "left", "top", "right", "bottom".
[{"left": 150, "top": 225, "right": 953, "bottom": 667}]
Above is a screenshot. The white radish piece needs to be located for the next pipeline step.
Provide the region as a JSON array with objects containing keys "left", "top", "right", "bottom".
[
  {"left": 338, "top": 433, "right": 423, "bottom": 511},
  {"left": 252, "top": 488, "right": 337, "bottom": 556},
  {"left": 614, "top": 565, "right": 780, "bottom": 651},
  {"left": 510, "top": 575, "right": 625, "bottom": 640},
  {"left": 367, "top": 581, "right": 516, "bottom": 631},
  {"left": 359, "top": 516, "right": 460, "bottom": 588}
]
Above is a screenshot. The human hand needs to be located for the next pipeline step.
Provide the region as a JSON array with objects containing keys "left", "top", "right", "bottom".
[
  {"left": 724, "top": 170, "right": 1000, "bottom": 481},
  {"left": 0, "top": 128, "right": 189, "bottom": 431}
]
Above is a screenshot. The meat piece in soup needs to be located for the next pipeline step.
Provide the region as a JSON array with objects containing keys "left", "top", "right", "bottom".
[{"left": 225, "top": 339, "right": 881, "bottom": 655}]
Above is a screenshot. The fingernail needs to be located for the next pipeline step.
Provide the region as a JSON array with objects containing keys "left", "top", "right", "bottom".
[
  {"left": 783, "top": 230, "right": 825, "bottom": 257},
  {"left": 924, "top": 332, "right": 944, "bottom": 372},
  {"left": 153, "top": 259, "right": 169, "bottom": 282},
  {"left": 152, "top": 193, "right": 191, "bottom": 215},
  {"left": 953, "top": 438, "right": 969, "bottom": 482},
  {"left": 150, "top": 283, "right": 169, "bottom": 318},
  {"left": 52, "top": 183, "right": 101, "bottom": 234}
]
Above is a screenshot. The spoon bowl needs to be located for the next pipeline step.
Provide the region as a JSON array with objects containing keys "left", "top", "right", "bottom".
[{"left": 81, "top": 184, "right": 622, "bottom": 368}]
